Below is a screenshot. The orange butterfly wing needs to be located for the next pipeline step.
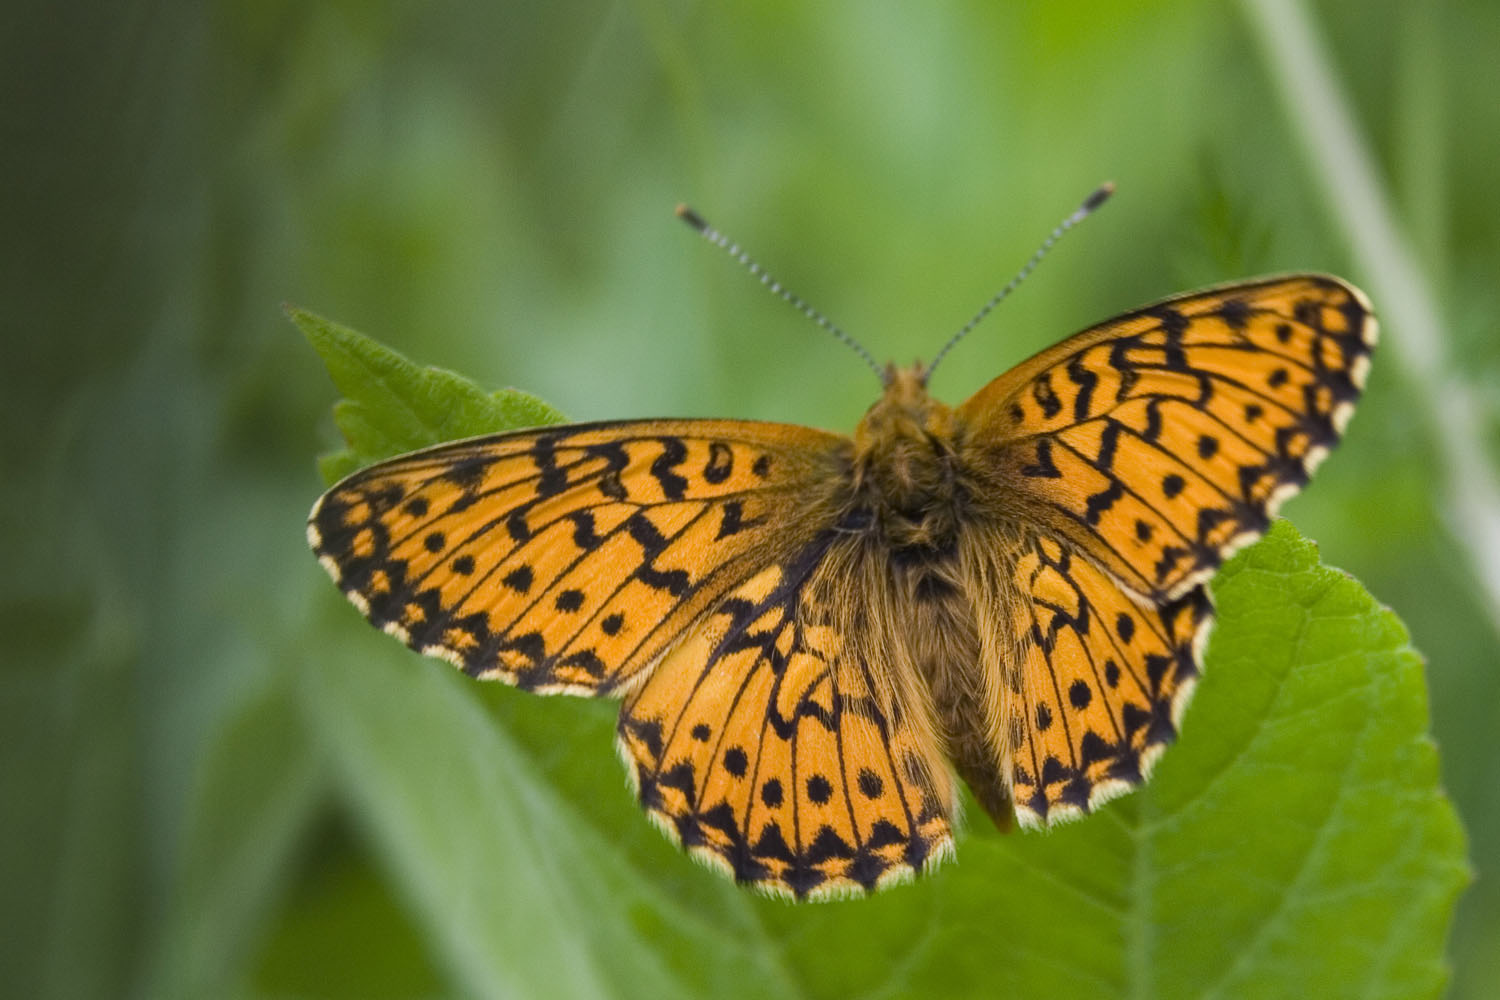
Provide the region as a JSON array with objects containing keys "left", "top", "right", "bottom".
[
  {"left": 309, "top": 420, "right": 842, "bottom": 694},
  {"left": 1004, "top": 536, "right": 1212, "bottom": 825},
  {"left": 311, "top": 418, "right": 958, "bottom": 896},
  {"left": 309, "top": 272, "right": 1375, "bottom": 882},
  {"left": 618, "top": 542, "right": 955, "bottom": 898},
  {"left": 959, "top": 275, "right": 1374, "bottom": 823},
  {"left": 960, "top": 275, "right": 1375, "bottom": 602}
]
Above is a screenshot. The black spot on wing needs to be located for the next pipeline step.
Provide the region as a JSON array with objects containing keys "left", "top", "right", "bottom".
[
  {"left": 1032, "top": 373, "right": 1063, "bottom": 419},
  {"left": 723, "top": 746, "right": 749, "bottom": 778},
  {"left": 1217, "top": 297, "right": 1252, "bottom": 330},
  {"left": 502, "top": 565, "right": 534, "bottom": 594},
  {"left": 1141, "top": 399, "right": 1164, "bottom": 443},
  {"left": 716, "top": 499, "right": 765, "bottom": 540},
  {"left": 1095, "top": 420, "right": 1122, "bottom": 471},
  {"left": 586, "top": 441, "right": 631, "bottom": 501},
  {"left": 1067, "top": 353, "right": 1098, "bottom": 421},
  {"left": 442, "top": 455, "right": 492, "bottom": 489},
  {"left": 1084, "top": 480, "right": 1124, "bottom": 526},
  {"left": 622, "top": 715, "right": 664, "bottom": 763},
  {"left": 1022, "top": 439, "right": 1063, "bottom": 478},
  {"left": 532, "top": 432, "right": 569, "bottom": 497},
  {"left": 626, "top": 512, "right": 691, "bottom": 597},
  {"left": 570, "top": 511, "right": 602, "bottom": 549},
  {"left": 1148, "top": 305, "right": 1190, "bottom": 371},
  {"left": 703, "top": 441, "right": 734, "bottom": 484},
  {"left": 650, "top": 437, "right": 690, "bottom": 500}
]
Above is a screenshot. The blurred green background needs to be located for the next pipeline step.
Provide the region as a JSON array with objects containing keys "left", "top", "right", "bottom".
[{"left": 3, "top": 0, "right": 1496, "bottom": 996}]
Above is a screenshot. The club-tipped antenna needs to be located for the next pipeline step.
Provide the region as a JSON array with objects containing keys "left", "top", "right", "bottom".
[
  {"left": 926, "top": 181, "right": 1115, "bottom": 378},
  {"left": 676, "top": 204, "right": 886, "bottom": 384}
]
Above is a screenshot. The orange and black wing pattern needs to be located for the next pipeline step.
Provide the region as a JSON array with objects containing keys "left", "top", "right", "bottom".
[
  {"left": 307, "top": 269, "right": 1376, "bottom": 886},
  {"left": 618, "top": 536, "right": 955, "bottom": 898},
  {"left": 1004, "top": 533, "right": 1212, "bottom": 826},
  {"left": 960, "top": 275, "right": 1373, "bottom": 825},
  {"left": 960, "top": 275, "right": 1376, "bottom": 602},
  {"left": 308, "top": 419, "right": 843, "bottom": 695}
]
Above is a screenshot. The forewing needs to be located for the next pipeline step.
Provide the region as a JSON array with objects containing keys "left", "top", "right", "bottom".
[
  {"left": 959, "top": 275, "right": 1375, "bottom": 602},
  {"left": 308, "top": 419, "right": 845, "bottom": 694},
  {"left": 1007, "top": 532, "right": 1212, "bottom": 826},
  {"left": 618, "top": 537, "right": 955, "bottom": 899}
]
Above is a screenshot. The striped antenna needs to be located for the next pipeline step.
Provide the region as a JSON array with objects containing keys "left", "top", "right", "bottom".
[
  {"left": 925, "top": 182, "right": 1115, "bottom": 379},
  {"left": 676, "top": 204, "right": 887, "bottom": 384}
]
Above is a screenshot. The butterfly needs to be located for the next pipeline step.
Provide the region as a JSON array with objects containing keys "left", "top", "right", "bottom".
[{"left": 308, "top": 198, "right": 1375, "bottom": 900}]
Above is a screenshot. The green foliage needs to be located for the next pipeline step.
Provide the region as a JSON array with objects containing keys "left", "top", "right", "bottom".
[
  {"left": 8, "top": 2, "right": 1495, "bottom": 997},
  {"left": 286, "top": 318, "right": 1467, "bottom": 998},
  {"left": 292, "top": 308, "right": 567, "bottom": 484}
]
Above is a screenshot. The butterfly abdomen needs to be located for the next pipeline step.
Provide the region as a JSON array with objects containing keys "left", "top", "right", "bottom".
[
  {"left": 841, "top": 367, "right": 1024, "bottom": 831},
  {"left": 888, "top": 545, "right": 1021, "bottom": 832}
]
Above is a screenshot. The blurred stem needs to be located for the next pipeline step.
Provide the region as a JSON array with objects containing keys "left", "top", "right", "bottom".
[
  {"left": 1241, "top": 0, "right": 1500, "bottom": 636},
  {"left": 1391, "top": 6, "right": 1448, "bottom": 280}
]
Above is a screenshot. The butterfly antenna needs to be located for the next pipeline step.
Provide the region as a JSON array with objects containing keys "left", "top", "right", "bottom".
[
  {"left": 676, "top": 204, "right": 887, "bottom": 384},
  {"left": 926, "top": 181, "right": 1115, "bottom": 378}
]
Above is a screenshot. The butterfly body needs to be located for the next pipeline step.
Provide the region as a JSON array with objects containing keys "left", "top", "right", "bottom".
[
  {"left": 311, "top": 274, "right": 1375, "bottom": 899},
  {"left": 830, "top": 364, "right": 1024, "bottom": 832}
]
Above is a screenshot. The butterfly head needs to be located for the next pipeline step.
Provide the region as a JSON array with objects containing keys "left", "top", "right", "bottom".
[
  {"left": 851, "top": 363, "right": 966, "bottom": 549},
  {"left": 861, "top": 362, "right": 946, "bottom": 435}
]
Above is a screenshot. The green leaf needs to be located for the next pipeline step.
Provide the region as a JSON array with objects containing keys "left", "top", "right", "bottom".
[
  {"left": 299, "top": 324, "right": 1468, "bottom": 998},
  {"left": 289, "top": 307, "right": 568, "bottom": 483},
  {"left": 754, "top": 521, "right": 1471, "bottom": 1000},
  {"left": 300, "top": 630, "right": 801, "bottom": 1000}
]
